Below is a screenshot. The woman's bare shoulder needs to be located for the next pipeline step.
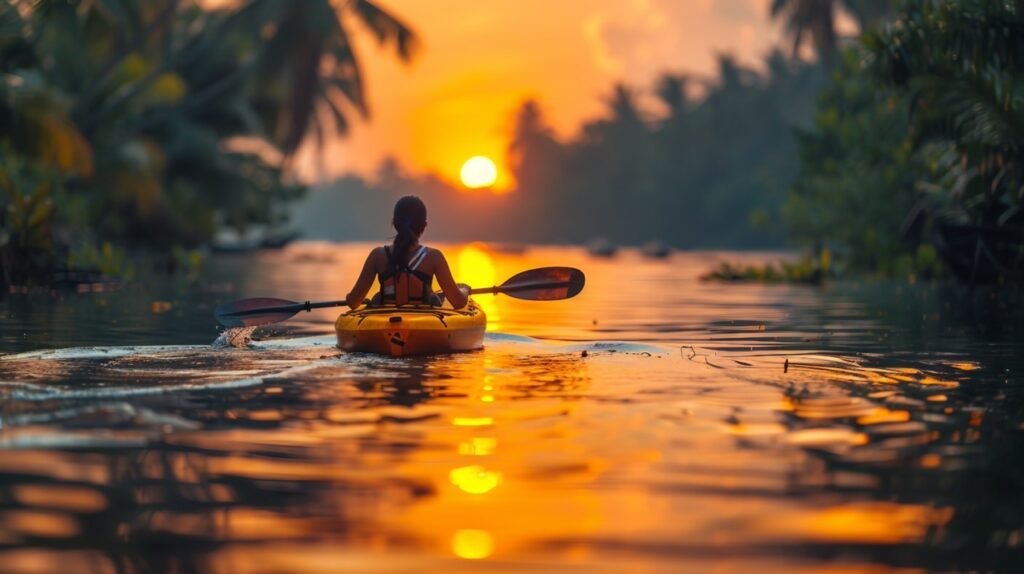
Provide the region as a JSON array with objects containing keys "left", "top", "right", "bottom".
[
  {"left": 365, "top": 246, "right": 388, "bottom": 266},
  {"left": 427, "top": 246, "right": 449, "bottom": 261},
  {"left": 422, "top": 247, "right": 447, "bottom": 269}
]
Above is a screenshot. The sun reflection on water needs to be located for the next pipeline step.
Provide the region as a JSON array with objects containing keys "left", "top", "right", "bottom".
[
  {"left": 449, "top": 465, "right": 502, "bottom": 494},
  {"left": 451, "top": 528, "right": 495, "bottom": 560},
  {"left": 454, "top": 243, "right": 501, "bottom": 329},
  {"left": 459, "top": 437, "right": 497, "bottom": 456},
  {"left": 453, "top": 416, "right": 493, "bottom": 427}
]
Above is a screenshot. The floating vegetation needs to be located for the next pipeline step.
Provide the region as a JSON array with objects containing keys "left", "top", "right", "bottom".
[{"left": 701, "top": 256, "right": 826, "bottom": 284}]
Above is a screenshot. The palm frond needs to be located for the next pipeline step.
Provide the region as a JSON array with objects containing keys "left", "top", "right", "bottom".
[{"left": 348, "top": 0, "right": 419, "bottom": 61}]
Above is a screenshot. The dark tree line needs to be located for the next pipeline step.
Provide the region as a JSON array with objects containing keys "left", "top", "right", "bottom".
[{"left": 503, "top": 53, "right": 824, "bottom": 248}]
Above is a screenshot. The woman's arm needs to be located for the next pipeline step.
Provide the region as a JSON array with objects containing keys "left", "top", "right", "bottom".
[
  {"left": 433, "top": 251, "right": 469, "bottom": 309},
  {"left": 345, "top": 249, "right": 380, "bottom": 308}
]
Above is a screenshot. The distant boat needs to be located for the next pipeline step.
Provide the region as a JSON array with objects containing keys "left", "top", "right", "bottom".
[
  {"left": 641, "top": 240, "right": 672, "bottom": 259},
  {"left": 211, "top": 229, "right": 301, "bottom": 253},
  {"left": 587, "top": 238, "right": 618, "bottom": 257}
]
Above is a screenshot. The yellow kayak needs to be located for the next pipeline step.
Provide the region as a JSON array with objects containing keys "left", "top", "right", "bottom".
[{"left": 335, "top": 299, "right": 486, "bottom": 357}]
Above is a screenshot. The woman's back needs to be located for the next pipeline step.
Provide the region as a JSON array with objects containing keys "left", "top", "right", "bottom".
[
  {"left": 346, "top": 243, "right": 468, "bottom": 309},
  {"left": 345, "top": 195, "right": 468, "bottom": 309},
  {"left": 377, "top": 243, "right": 433, "bottom": 305}
]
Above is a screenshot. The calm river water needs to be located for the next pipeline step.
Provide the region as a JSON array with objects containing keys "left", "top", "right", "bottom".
[{"left": 0, "top": 243, "right": 1021, "bottom": 573}]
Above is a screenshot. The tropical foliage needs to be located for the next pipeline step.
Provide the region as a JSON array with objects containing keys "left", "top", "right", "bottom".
[
  {"left": 785, "top": 0, "right": 1024, "bottom": 280},
  {"left": 867, "top": 0, "right": 1024, "bottom": 229},
  {"left": 0, "top": 0, "right": 416, "bottom": 286},
  {"left": 783, "top": 47, "right": 944, "bottom": 276}
]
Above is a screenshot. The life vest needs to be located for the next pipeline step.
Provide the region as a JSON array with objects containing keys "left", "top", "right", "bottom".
[{"left": 379, "top": 245, "right": 432, "bottom": 305}]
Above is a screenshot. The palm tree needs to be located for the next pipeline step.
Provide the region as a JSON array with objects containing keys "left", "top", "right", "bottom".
[
  {"left": 770, "top": 0, "right": 892, "bottom": 65},
  {"left": 770, "top": 0, "right": 838, "bottom": 65},
  {"left": 509, "top": 100, "right": 557, "bottom": 170},
  {"left": 507, "top": 100, "right": 564, "bottom": 240},
  {"left": 655, "top": 74, "right": 689, "bottom": 118},
  {"left": 232, "top": 0, "right": 419, "bottom": 155},
  {"left": 2, "top": 0, "right": 419, "bottom": 259}
]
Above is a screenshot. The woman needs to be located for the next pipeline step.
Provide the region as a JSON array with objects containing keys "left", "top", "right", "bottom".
[{"left": 345, "top": 195, "right": 469, "bottom": 309}]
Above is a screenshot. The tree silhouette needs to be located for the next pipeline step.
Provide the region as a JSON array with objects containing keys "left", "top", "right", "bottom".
[
  {"left": 0, "top": 0, "right": 419, "bottom": 285},
  {"left": 236, "top": 0, "right": 418, "bottom": 155},
  {"left": 770, "top": 0, "right": 892, "bottom": 66}
]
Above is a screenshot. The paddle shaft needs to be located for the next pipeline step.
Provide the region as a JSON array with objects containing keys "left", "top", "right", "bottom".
[
  {"left": 224, "top": 281, "right": 571, "bottom": 318},
  {"left": 226, "top": 299, "right": 348, "bottom": 318},
  {"left": 230, "top": 280, "right": 573, "bottom": 316},
  {"left": 470, "top": 281, "right": 576, "bottom": 295}
]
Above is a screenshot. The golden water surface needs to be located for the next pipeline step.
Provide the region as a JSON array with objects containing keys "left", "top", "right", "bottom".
[{"left": 0, "top": 243, "right": 1020, "bottom": 573}]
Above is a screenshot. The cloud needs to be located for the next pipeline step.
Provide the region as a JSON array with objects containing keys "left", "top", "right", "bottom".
[
  {"left": 584, "top": 0, "right": 777, "bottom": 84},
  {"left": 584, "top": 0, "right": 673, "bottom": 77},
  {"left": 711, "top": 0, "right": 765, "bottom": 23}
]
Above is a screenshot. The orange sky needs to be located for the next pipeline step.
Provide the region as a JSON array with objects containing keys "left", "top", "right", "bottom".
[{"left": 296, "top": 0, "right": 788, "bottom": 188}]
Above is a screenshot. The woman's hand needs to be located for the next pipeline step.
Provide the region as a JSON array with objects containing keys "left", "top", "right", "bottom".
[{"left": 435, "top": 253, "right": 469, "bottom": 309}]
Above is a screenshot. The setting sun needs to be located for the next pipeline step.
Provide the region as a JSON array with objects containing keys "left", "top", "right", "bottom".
[{"left": 460, "top": 156, "right": 498, "bottom": 189}]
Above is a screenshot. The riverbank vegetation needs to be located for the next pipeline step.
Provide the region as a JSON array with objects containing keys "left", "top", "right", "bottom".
[
  {"left": 0, "top": 0, "right": 416, "bottom": 288},
  {"left": 781, "top": 0, "right": 1024, "bottom": 284},
  {"left": 6, "top": 0, "right": 1021, "bottom": 287}
]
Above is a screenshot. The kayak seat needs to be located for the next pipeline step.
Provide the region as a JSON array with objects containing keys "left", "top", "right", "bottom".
[{"left": 369, "top": 291, "right": 443, "bottom": 308}]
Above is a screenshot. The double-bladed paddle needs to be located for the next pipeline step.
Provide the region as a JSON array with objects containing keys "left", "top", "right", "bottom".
[{"left": 215, "top": 266, "right": 585, "bottom": 328}]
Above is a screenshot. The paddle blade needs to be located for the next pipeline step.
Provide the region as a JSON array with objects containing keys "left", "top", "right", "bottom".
[
  {"left": 215, "top": 297, "right": 301, "bottom": 328},
  {"left": 498, "top": 267, "right": 586, "bottom": 300}
]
